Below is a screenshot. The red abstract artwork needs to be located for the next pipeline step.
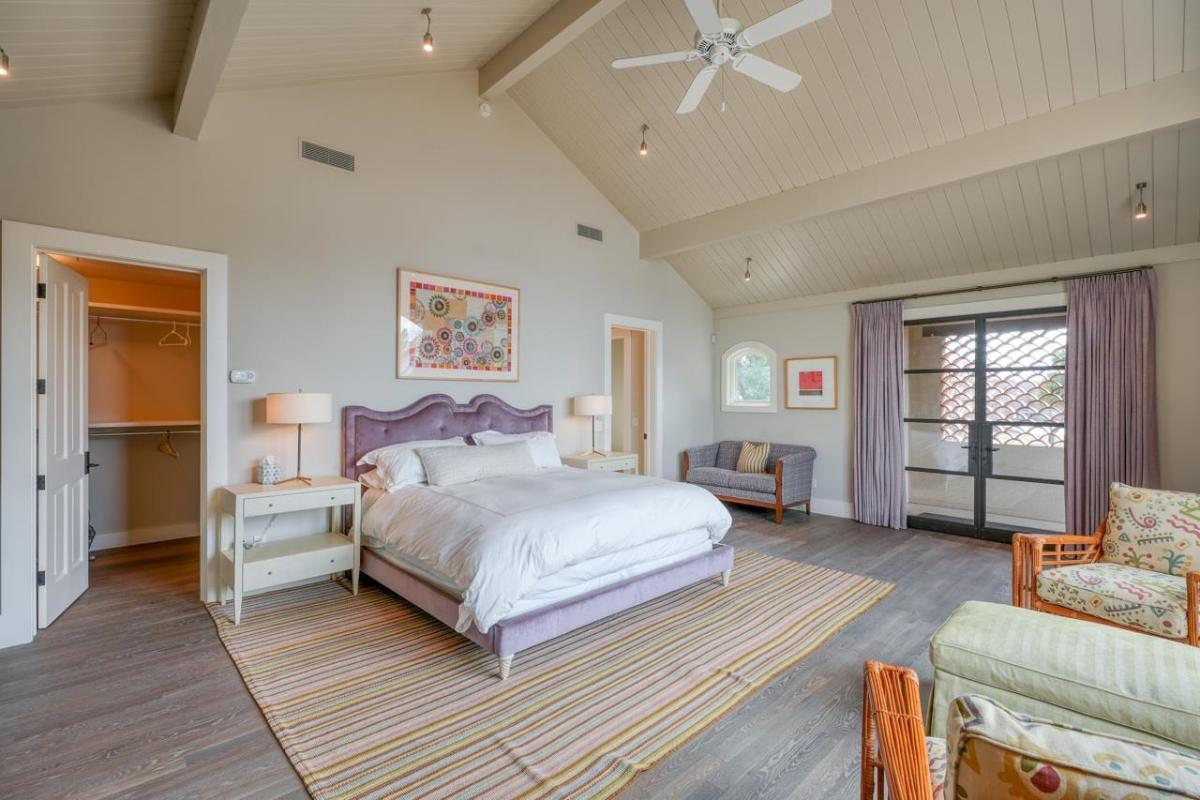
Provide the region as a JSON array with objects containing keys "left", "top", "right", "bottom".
[{"left": 797, "top": 370, "right": 823, "bottom": 396}]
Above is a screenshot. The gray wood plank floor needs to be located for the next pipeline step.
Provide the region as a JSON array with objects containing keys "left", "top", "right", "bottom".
[{"left": 0, "top": 508, "right": 1008, "bottom": 799}]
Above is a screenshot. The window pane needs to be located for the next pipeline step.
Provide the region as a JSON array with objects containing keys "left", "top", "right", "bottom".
[
  {"left": 990, "top": 425, "right": 1064, "bottom": 481},
  {"left": 986, "top": 371, "right": 1065, "bottom": 423},
  {"left": 907, "top": 320, "right": 975, "bottom": 369},
  {"left": 733, "top": 352, "right": 770, "bottom": 403},
  {"left": 907, "top": 373, "right": 975, "bottom": 420},
  {"left": 985, "top": 313, "right": 1067, "bottom": 368},
  {"left": 907, "top": 422, "right": 971, "bottom": 472},
  {"left": 907, "top": 473, "right": 974, "bottom": 527},
  {"left": 986, "top": 478, "right": 1064, "bottom": 533}
]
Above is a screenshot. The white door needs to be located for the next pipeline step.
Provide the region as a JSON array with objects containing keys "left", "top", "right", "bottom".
[{"left": 37, "top": 257, "right": 90, "bottom": 627}]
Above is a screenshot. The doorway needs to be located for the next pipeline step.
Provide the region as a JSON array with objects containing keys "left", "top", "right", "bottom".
[
  {"left": 602, "top": 314, "right": 663, "bottom": 477},
  {"left": 1, "top": 222, "right": 228, "bottom": 649},
  {"left": 903, "top": 308, "right": 1067, "bottom": 543}
]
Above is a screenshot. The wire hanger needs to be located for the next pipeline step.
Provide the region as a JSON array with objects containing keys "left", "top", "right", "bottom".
[
  {"left": 158, "top": 321, "right": 189, "bottom": 347},
  {"left": 89, "top": 316, "right": 108, "bottom": 348}
]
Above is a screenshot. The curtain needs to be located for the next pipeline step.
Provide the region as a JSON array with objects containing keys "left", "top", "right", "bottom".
[
  {"left": 1066, "top": 269, "right": 1159, "bottom": 533},
  {"left": 853, "top": 300, "right": 906, "bottom": 529}
]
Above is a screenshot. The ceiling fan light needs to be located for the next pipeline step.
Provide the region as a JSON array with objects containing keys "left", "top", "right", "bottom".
[{"left": 1133, "top": 181, "right": 1149, "bottom": 220}]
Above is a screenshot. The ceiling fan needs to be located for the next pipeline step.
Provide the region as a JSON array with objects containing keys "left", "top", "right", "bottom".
[{"left": 610, "top": 0, "right": 832, "bottom": 114}]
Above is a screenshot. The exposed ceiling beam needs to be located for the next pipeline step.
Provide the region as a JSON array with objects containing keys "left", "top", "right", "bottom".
[
  {"left": 641, "top": 69, "right": 1200, "bottom": 261},
  {"left": 173, "top": 0, "right": 250, "bottom": 140},
  {"left": 479, "top": 0, "right": 627, "bottom": 99}
]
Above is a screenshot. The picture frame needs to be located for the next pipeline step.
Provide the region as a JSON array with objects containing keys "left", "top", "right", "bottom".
[
  {"left": 784, "top": 355, "right": 837, "bottom": 410},
  {"left": 396, "top": 269, "right": 520, "bottom": 381}
]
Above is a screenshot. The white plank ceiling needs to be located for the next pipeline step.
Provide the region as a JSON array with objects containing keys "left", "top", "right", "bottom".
[
  {"left": 668, "top": 123, "right": 1200, "bottom": 307},
  {"left": 219, "top": 0, "right": 560, "bottom": 90},
  {"left": 512, "top": 0, "right": 1200, "bottom": 233},
  {"left": 0, "top": 0, "right": 196, "bottom": 109}
]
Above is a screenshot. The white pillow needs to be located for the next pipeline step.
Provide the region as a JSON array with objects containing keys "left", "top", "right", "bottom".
[
  {"left": 418, "top": 441, "right": 538, "bottom": 486},
  {"left": 359, "top": 468, "right": 388, "bottom": 490},
  {"left": 356, "top": 437, "right": 467, "bottom": 490},
  {"left": 471, "top": 429, "right": 562, "bottom": 468}
]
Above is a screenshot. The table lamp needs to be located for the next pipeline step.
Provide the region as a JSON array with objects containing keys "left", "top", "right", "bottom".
[
  {"left": 572, "top": 394, "right": 612, "bottom": 455},
  {"left": 266, "top": 391, "right": 332, "bottom": 484}
]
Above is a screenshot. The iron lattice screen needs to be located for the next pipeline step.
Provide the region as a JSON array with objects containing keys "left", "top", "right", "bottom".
[{"left": 939, "top": 328, "right": 1066, "bottom": 447}]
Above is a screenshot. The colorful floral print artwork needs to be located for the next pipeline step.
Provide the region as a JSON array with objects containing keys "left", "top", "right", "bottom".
[{"left": 397, "top": 270, "right": 519, "bottom": 381}]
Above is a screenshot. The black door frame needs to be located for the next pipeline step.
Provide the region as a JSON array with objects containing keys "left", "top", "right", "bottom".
[{"left": 903, "top": 306, "right": 1066, "bottom": 544}]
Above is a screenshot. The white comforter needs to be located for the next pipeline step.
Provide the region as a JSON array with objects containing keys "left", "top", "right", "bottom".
[{"left": 362, "top": 468, "right": 732, "bottom": 633}]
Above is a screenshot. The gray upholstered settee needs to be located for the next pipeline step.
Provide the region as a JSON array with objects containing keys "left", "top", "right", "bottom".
[{"left": 682, "top": 441, "right": 816, "bottom": 524}]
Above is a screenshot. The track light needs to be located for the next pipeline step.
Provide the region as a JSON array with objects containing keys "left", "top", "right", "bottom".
[
  {"left": 639, "top": 124, "right": 649, "bottom": 156},
  {"left": 743, "top": 257, "right": 752, "bottom": 282},
  {"left": 0, "top": 48, "right": 9, "bottom": 77},
  {"left": 421, "top": 8, "right": 434, "bottom": 53},
  {"left": 1133, "top": 181, "right": 1148, "bottom": 220}
]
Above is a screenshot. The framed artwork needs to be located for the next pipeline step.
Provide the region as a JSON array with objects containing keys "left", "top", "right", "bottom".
[
  {"left": 784, "top": 356, "right": 837, "bottom": 410},
  {"left": 397, "top": 269, "right": 519, "bottom": 381}
]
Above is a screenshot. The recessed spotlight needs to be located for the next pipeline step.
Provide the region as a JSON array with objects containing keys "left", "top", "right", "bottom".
[
  {"left": 1133, "top": 181, "right": 1148, "bottom": 220},
  {"left": 0, "top": 47, "right": 9, "bottom": 77},
  {"left": 639, "top": 124, "right": 649, "bottom": 156},
  {"left": 421, "top": 8, "right": 434, "bottom": 53}
]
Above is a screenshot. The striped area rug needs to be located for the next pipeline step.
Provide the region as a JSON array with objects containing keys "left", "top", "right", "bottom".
[{"left": 209, "top": 551, "right": 892, "bottom": 799}]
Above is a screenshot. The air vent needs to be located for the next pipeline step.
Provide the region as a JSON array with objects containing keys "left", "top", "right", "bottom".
[
  {"left": 299, "top": 139, "right": 355, "bottom": 173},
  {"left": 577, "top": 223, "right": 603, "bottom": 242}
]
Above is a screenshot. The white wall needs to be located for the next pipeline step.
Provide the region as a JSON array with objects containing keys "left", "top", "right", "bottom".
[
  {"left": 713, "top": 259, "right": 1200, "bottom": 517},
  {"left": 0, "top": 71, "right": 714, "bottom": 501}
]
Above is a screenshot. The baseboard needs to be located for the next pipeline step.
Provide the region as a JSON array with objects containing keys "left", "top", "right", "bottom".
[
  {"left": 92, "top": 523, "right": 198, "bottom": 551},
  {"left": 809, "top": 497, "right": 853, "bottom": 519}
]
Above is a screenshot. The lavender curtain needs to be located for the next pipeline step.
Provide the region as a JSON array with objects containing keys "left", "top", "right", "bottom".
[
  {"left": 853, "top": 300, "right": 906, "bottom": 529},
  {"left": 1066, "top": 270, "right": 1160, "bottom": 532}
]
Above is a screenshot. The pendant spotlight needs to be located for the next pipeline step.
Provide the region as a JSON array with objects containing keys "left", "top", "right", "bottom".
[
  {"left": 639, "top": 124, "right": 649, "bottom": 156},
  {"left": 743, "top": 257, "right": 752, "bottom": 282},
  {"left": 421, "top": 8, "right": 434, "bottom": 53},
  {"left": 1133, "top": 181, "right": 1148, "bottom": 220}
]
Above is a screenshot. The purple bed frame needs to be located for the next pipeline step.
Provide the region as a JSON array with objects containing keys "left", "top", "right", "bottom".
[{"left": 342, "top": 393, "right": 734, "bottom": 679}]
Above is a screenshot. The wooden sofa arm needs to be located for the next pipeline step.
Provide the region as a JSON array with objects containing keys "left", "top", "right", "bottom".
[
  {"left": 1011, "top": 530, "right": 1104, "bottom": 609},
  {"left": 1189, "top": 572, "right": 1199, "bottom": 647},
  {"left": 862, "top": 661, "right": 933, "bottom": 800}
]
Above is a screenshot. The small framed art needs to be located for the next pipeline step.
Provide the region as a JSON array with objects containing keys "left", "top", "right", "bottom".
[
  {"left": 397, "top": 269, "right": 520, "bottom": 381},
  {"left": 784, "top": 356, "right": 837, "bottom": 410}
]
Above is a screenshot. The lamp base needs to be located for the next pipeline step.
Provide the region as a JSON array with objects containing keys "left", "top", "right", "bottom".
[{"left": 282, "top": 475, "right": 314, "bottom": 486}]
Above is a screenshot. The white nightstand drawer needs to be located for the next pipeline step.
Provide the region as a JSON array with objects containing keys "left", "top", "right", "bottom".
[
  {"left": 239, "top": 532, "right": 354, "bottom": 592},
  {"left": 594, "top": 456, "right": 637, "bottom": 472},
  {"left": 243, "top": 486, "right": 357, "bottom": 517}
]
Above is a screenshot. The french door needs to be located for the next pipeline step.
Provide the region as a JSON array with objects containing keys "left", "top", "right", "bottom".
[{"left": 903, "top": 308, "right": 1067, "bottom": 543}]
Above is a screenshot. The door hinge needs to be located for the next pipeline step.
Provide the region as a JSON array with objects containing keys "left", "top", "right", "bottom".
[
  {"left": 37, "top": 570, "right": 46, "bottom": 587},
  {"left": 84, "top": 451, "right": 92, "bottom": 474},
  {"left": 36, "top": 282, "right": 47, "bottom": 300},
  {"left": 36, "top": 474, "right": 46, "bottom": 491},
  {"left": 36, "top": 378, "right": 46, "bottom": 395}
]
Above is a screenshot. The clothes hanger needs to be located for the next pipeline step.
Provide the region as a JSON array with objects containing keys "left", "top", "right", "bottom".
[
  {"left": 89, "top": 316, "right": 108, "bottom": 348},
  {"left": 156, "top": 431, "right": 180, "bottom": 459},
  {"left": 158, "top": 321, "right": 189, "bottom": 347}
]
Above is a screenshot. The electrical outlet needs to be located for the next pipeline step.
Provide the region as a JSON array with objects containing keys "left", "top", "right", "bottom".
[{"left": 229, "top": 369, "right": 256, "bottom": 384}]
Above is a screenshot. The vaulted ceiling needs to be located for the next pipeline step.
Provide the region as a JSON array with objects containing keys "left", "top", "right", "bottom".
[{"left": 1, "top": 0, "right": 1197, "bottom": 308}]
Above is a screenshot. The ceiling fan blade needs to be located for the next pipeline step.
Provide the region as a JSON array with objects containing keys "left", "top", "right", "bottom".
[
  {"left": 677, "top": 65, "right": 719, "bottom": 114},
  {"left": 684, "top": 0, "right": 723, "bottom": 35},
  {"left": 731, "top": 53, "right": 803, "bottom": 92},
  {"left": 611, "top": 51, "right": 697, "bottom": 69},
  {"left": 739, "top": 0, "right": 832, "bottom": 47}
]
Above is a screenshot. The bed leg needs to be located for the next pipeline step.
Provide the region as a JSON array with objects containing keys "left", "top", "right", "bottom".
[
  {"left": 498, "top": 655, "right": 513, "bottom": 681},
  {"left": 721, "top": 569, "right": 731, "bottom": 587}
]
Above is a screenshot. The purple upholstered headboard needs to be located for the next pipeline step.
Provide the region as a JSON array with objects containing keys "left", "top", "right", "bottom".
[{"left": 342, "top": 394, "right": 554, "bottom": 481}]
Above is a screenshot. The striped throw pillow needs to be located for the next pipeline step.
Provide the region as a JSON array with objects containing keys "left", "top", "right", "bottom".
[{"left": 736, "top": 441, "right": 771, "bottom": 473}]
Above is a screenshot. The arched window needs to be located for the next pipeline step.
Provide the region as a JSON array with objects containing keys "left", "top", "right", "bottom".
[{"left": 722, "top": 341, "right": 777, "bottom": 413}]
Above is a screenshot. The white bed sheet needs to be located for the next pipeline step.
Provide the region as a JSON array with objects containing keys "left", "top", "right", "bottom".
[{"left": 361, "top": 467, "right": 731, "bottom": 633}]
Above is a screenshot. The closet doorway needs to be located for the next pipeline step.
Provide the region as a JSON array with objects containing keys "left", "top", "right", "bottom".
[
  {"left": 602, "top": 314, "right": 663, "bottom": 477},
  {"left": 45, "top": 254, "right": 204, "bottom": 625}
]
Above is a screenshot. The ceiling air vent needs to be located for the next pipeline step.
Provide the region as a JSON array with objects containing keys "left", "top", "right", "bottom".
[
  {"left": 299, "top": 139, "right": 355, "bottom": 173},
  {"left": 577, "top": 223, "right": 603, "bottom": 242}
]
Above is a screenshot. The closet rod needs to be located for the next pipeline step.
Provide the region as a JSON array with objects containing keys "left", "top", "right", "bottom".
[
  {"left": 88, "top": 314, "right": 201, "bottom": 326},
  {"left": 851, "top": 265, "right": 1150, "bottom": 306},
  {"left": 88, "top": 430, "right": 201, "bottom": 438}
]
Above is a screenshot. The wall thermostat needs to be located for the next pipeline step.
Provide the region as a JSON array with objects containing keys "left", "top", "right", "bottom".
[
  {"left": 229, "top": 369, "right": 256, "bottom": 384},
  {"left": 479, "top": 101, "right": 493, "bottom": 119}
]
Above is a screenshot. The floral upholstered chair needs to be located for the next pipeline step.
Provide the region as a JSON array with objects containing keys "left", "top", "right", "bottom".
[
  {"left": 1012, "top": 483, "right": 1200, "bottom": 646},
  {"left": 860, "top": 661, "right": 1200, "bottom": 800}
]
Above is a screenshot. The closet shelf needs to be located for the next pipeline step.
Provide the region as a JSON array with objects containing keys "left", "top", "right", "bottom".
[
  {"left": 88, "top": 302, "right": 200, "bottom": 322},
  {"left": 89, "top": 420, "right": 200, "bottom": 429}
]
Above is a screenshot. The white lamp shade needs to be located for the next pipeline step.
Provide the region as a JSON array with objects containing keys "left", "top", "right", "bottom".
[
  {"left": 573, "top": 394, "right": 612, "bottom": 416},
  {"left": 266, "top": 392, "right": 332, "bottom": 425}
]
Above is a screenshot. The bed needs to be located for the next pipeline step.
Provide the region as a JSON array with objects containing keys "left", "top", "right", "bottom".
[{"left": 342, "top": 393, "right": 735, "bottom": 679}]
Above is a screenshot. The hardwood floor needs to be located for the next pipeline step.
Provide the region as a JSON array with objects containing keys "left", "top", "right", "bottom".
[{"left": 0, "top": 508, "right": 1009, "bottom": 799}]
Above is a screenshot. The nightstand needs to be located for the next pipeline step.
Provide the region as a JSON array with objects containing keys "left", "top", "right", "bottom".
[
  {"left": 218, "top": 476, "right": 361, "bottom": 624},
  {"left": 562, "top": 452, "right": 639, "bottom": 474}
]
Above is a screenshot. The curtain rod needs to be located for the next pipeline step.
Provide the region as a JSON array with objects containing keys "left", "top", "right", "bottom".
[{"left": 851, "top": 265, "right": 1151, "bottom": 306}]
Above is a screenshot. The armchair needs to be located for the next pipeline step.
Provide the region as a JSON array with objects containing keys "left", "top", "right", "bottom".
[
  {"left": 682, "top": 441, "right": 815, "bottom": 524},
  {"left": 1012, "top": 483, "right": 1200, "bottom": 646}
]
